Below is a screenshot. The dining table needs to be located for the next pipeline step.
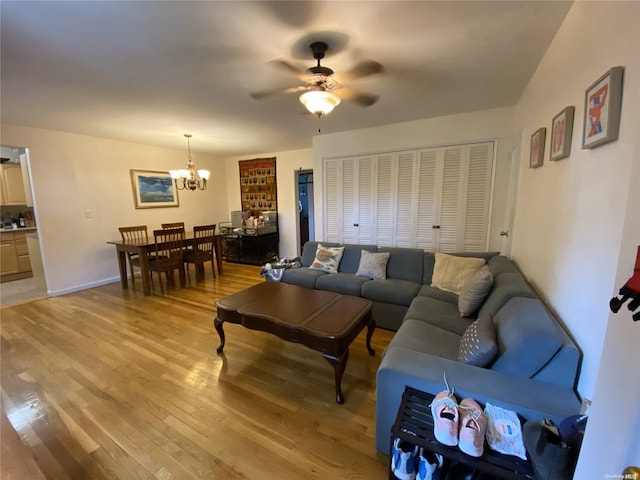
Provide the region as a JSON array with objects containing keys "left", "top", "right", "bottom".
[{"left": 107, "top": 233, "right": 224, "bottom": 296}]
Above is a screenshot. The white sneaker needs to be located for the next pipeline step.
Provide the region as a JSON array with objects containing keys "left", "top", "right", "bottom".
[
  {"left": 391, "top": 437, "right": 419, "bottom": 480},
  {"left": 417, "top": 448, "right": 443, "bottom": 480}
]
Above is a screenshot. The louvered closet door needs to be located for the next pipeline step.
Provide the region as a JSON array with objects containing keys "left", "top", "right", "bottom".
[
  {"left": 462, "top": 142, "right": 494, "bottom": 251},
  {"left": 394, "top": 152, "right": 416, "bottom": 247},
  {"left": 375, "top": 154, "right": 395, "bottom": 246},
  {"left": 323, "top": 141, "right": 494, "bottom": 251},
  {"left": 341, "top": 159, "right": 357, "bottom": 243},
  {"left": 356, "top": 157, "right": 375, "bottom": 243},
  {"left": 324, "top": 156, "right": 376, "bottom": 244},
  {"left": 342, "top": 156, "right": 375, "bottom": 244},
  {"left": 415, "top": 148, "right": 440, "bottom": 250},
  {"left": 324, "top": 159, "right": 341, "bottom": 243},
  {"left": 437, "top": 146, "right": 465, "bottom": 253},
  {"left": 430, "top": 142, "right": 494, "bottom": 252}
]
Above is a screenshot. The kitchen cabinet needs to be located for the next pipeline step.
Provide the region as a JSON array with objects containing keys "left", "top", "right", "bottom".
[
  {"left": 1, "top": 237, "right": 19, "bottom": 275},
  {"left": 0, "top": 231, "right": 33, "bottom": 280},
  {"left": 15, "top": 232, "right": 31, "bottom": 271},
  {"left": 0, "top": 164, "right": 28, "bottom": 205}
]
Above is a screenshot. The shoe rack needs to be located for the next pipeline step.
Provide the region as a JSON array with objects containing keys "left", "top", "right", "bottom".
[{"left": 389, "top": 387, "right": 536, "bottom": 480}]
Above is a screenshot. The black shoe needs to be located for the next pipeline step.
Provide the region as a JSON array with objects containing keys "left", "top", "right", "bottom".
[{"left": 444, "top": 462, "right": 475, "bottom": 480}]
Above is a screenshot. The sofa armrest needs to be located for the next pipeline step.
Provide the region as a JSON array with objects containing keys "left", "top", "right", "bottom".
[{"left": 375, "top": 346, "right": 581, "bottom": 454}]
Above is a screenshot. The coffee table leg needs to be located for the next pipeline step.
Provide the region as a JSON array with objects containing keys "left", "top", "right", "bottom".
[
  {"left": 214, "top": 317, "right": 225, "bottom": 353},
  {"left": 366, "top": 319, "right": 376, "bottom": 356},
  {"left": 324, "top": 349, "right": 349, "bottom": 404}
]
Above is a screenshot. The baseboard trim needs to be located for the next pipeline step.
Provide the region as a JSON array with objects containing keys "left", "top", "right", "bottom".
[{"left": 47, "top": 276, "right": 121, "bottom": 297}]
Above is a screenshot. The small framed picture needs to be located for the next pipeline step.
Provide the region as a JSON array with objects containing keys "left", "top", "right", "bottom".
[
  {"left": 130, "top": 169, "right": 179, "bottom": 209},
  {"left": 550, "top": 106, "right": 575, "bottom": 161},
  {"left": 530, "top": 127, "right": 546, "bottom": 168},
  {"left": 582, "top": 66, "right": 624, "bottom": 149}
]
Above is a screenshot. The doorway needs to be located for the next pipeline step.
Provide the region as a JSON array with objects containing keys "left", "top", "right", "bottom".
[
  {"left": 0, "top": 144, "right": 47, "bottom": 306},
  {"left": 501, "top": 142, "right": 521, "bottom": 257},
  {"left": 297, "top": 169, "right": 314, "bottom": 254}
]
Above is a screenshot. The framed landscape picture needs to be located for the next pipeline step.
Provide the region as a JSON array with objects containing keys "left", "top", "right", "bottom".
[
  {"left": 550, "top": 106, "right": 575, "bottom": 161},
  {"left": 130, "top": 169, "right": 179, "bottom": 209},
  {"left": 582, "top": 66, "right": 624, "bottom": 149},
  {"left": 529, "top": 127, "right": 546, "bottom": 168}
]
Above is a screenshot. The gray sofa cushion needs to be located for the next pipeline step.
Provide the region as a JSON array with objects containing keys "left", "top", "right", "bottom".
[
  {"left": 280, "top": 267, "right": 326, "bottom": 289},
  {"left": 458, "top": 313, "right": 497, "bottom": 366},
  {"left": 458, "top": 265, "right": 494, "bottom": 317},
  {"left": 488, "top": 255, "right": 520, "bottom": 277},
  {"left": 404, "top": 296, "right": 473, "bottom": 336},
  {"left": 491, "top": 298, "right": 563, "bottom": 379},
  {"left": 417, "top": 284, "right": 459, "bottom": 304},
  {"left": 339, "top": 244, "right": 378, "bottom": 273},
  {"left": 385, "top": 319, "right": 460, "bottom": 360},
  {"left": 316, "top": 272, "right": 370, "bottom": 296},
  {"left": 371, "top": 302, "right": 408, "bottom": 331},
  {"left": 361, "top": 278, "right": 421, "bottom": 307},
  {"left": 355, "top": 250, "right": 390, "bottom": 279},
  {"left": 533, "top": 342, "right": 581, "bottom": 388},
  {"left": 378, "top": 247, "right": 424, "bottom": 283},
  {"left": 478, "top": 273, "right": 536, "bottom": 318}
]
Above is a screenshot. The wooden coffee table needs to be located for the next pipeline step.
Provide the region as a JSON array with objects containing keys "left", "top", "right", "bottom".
[{"left": 214, "top": 282, "right": 375, "bottom": 404}]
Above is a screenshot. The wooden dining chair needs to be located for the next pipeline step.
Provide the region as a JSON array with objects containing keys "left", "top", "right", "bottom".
[
  {"left": 183, "top": 224, "right": 217, "bottom": 282},
  {"left": 118, "top": 225, "right": 148, "bottom": 285},
  {"left": 149, "top": 228, "right": 185, "bottom": 294},
  {"left": 161, "top": 222, "right": 185, "bottom": 230}
]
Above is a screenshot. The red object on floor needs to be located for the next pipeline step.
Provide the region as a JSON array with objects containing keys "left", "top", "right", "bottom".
[
  {"left": 610, "top": 245, "right": 640, "bottom": 321},
  {"left": 627, "top": 245, "right": 640, "bottom": 291}
]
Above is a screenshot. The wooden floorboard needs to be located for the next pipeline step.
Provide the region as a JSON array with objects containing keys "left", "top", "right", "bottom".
[{"left": 1, "top": 262, "right": 394, "bottom": 479}]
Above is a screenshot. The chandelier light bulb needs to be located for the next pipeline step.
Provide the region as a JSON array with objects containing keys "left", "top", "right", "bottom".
[{"left": 172, "top": 134, "right": 209, "bottom": 191}]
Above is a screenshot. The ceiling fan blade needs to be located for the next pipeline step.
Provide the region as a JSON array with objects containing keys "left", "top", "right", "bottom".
[
  {"left": 336, "top": 87, "right": 380, "bottom": 107},
  {"left": 250, "top": 85, "right": 308, "bottom": 100},
  {"left": 339, "top": 60, "right": 385, "bottom": 82},
  {"left": 267, "top": 59, "right": 307, "bottom": 77}
]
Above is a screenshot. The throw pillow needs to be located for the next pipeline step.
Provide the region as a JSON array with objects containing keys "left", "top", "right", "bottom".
[
  {"left": 457, "top": 313, "right": 497, "bottom": 367},
  {"left": 355, "top": 250, "right": 391, "bottom": 280},
  {"left": 308, "top": 244, "right": 345, "bottom": 274},
  {"left": 431, "top": 252, "right": 486, "bottom": 295},
  {"left": 459, "top": 265, "right": 494, "bottom": 317}
]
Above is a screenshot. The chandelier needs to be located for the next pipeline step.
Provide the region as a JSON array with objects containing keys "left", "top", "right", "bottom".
[
  {"left": 169, "top": 134, "right": 210, "bottom": 191},
  {"left": 299, "top": 89, "right": 341, "bottom": 117}
]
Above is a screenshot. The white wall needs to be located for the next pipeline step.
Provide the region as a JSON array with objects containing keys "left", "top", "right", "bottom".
[
  {"left": 311, "top": 106, "right": 519, "bottom": 252},
  {"left": 225, "top": 148, "right": 313, "bottom": 260},
  {"left": 511, "top": 2, "right": 639, "bottom": 476},
  {"left": 577, "top": 123, "right": 640, "bottom": 478},
  {"left": 0, "top": 124, "right": 229, "bottom": 295},
  {"left": 512, "top": 1, "right": 638, "bottom": 399}
]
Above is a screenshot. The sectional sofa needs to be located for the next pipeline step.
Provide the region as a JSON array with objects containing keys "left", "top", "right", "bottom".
[{"left": 279, "top": 241, "right": 583, "bottom": 454}]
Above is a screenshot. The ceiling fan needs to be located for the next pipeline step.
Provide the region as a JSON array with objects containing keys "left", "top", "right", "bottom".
[{"left": 250, "top": 41, "right": 384, "bottom": 117}]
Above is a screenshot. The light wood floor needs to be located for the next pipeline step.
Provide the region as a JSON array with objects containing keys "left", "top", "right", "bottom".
[{"left": 1, "top": 262, "right": 394, "bottom": 479}]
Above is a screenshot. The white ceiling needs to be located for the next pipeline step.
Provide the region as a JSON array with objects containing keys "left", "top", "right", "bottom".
[{"left": 1, "top": 1, "right": 572, "bottom": 158}]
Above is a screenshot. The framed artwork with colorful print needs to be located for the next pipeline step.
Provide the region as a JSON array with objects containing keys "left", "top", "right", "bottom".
[{"left": 582, "top": 66, "right": 624, "bottom": 149}]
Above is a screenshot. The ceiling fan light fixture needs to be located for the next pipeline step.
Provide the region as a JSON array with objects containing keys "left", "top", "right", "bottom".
[{"left": 299, "top": 90, "right": 341, "bottom": 117}]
